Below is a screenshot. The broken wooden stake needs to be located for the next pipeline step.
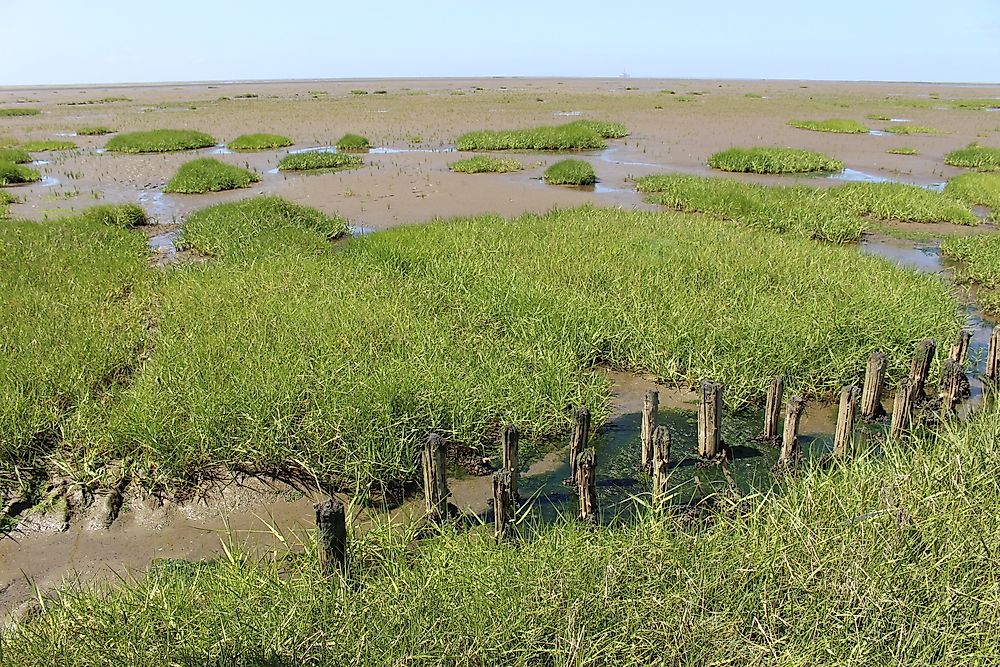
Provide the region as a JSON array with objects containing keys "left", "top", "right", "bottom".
[
  {"left": 860, "top": 352, "right": 887, "bottom": 420},
  {"left": 949, "top": 331, "right": 972, "bottom": 366},
  {"left": 569, "top": 407, "right": 591, "bottom": 487},
  {"left": 832, "top": 385, "right": 861, "bottom": 458},
  {"left": 640, "top": 390, "right": 659, "bottom": 471},
  {"left": 763, "top": 376, "right": 784, "bottom": 440},
  {"left": 698, "top": 380, "right": 723, "bottom": 458},
  {"left": 492, "top": 470, "right": 515, "bottom": 541},
  {"left": 908, "top": 339, "right": 936, "bottom": 400},
  {"left": 315, "top": 497, "right": 347, "bottom": 576},
  {"left": 650, "top": 425, "right": 671, "bottom": 507},
  {"left": 987, "top": 326, "right": 1000, "bottom": 383},
  {"left": 889, "top": 380, "right": 915, "bottom": 440},
  {"left": 501, "top": 424, "right": 519, "bottom": 501},
  {"left": 941, "top": 359, "right": 964, "bottom": 415},
  {"left": 577, "top": 448, "right": 598, "bottom": 524},
  {"left": 779, "top": 395, "right": 805, "bottom": 465},
  {"left": 422, "top": 433, "right": 450, "bottom": 522}
]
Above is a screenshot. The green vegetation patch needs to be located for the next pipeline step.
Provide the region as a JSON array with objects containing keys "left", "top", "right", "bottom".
[
  {"left": 708, "top": 147, "right": 843, "bottom": 174},
  {"left": 21, "top": 139, "right": 76, "bottom": 152},
  {"left": 866, "top": 113, "right": 891, "bottom": 121},
  {"left": 945, "top": 143, "right": 1000, "bottom": 171},
  {"left": 105, "top": 129, "right": 216, "bottom": 153},
  {"left": 448, "top": 156, "right": 523, "bottom": 173},
  {"left": 543, "top": 159, "right": 596, "bottom": 185},
  {"left": 227, "top": 133, "right": 293, "bottom": 151},
  {"left": 456, "top": 120, "right": 626, "bottom": 151},
  {"left": 76, "top": 126, "right": 115, "bottom": 136},
  {"left": 164, "top": 158, "right": 260, "bottom": 194},
  {"left": 830, "top": 181, "right": 978, "bottom": 225},
  {"left": 335, "top": 133, "right": 371, "bottom": 152},
  {"left": 74, "top": 204, "right": 149, "bottom": 229},
  {"left": 788, "top": 118, "right": 869, "bottom": 133},
  {"left": 0, "top": 190, "right": 15, "bottom": 218},
  {"left": 887, "top": 146, "right": 919, "bottom": 155},
  {"left": 58, "top": 97, "right": 130, "bottom": 106},
  {"left": 0, "top": 107, "right": 40, "bottom": 117},
  {"left": 0, "top": 161, "right": 41, "bottom": 185},
  {"left": 945, "top": 172, "right": 1000, "bottom": 221},
  {"left": 942, "top": 232, "right": 1000, "bottom": 314},
  {"left": 0, "top": 147, "right": 32, "bottom": 164},
  {"left": 277, "top": 151, "right": 362, "bottom": 172},
  {"left": 884, "top": 124, "right": 941, "bottom": 135}
]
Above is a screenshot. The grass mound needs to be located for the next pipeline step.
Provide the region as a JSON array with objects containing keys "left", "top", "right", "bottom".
[
  {"left": 277, "top": 151, "right": 362, "bottom": 172},
  {"left": 455, "top": 120, "right": 625, "bottom": 151},
  {"left": 227, "top": 133, "right": 293, "bottom": 151},
  {"left": 165, "top": 158, "right": 260, "bottom": 194},
  {"left": 335, "top": 133, "right": 370, "bottom": 152},
  {"left": 866, "top": 113, "right": 891, "bottom": 120},
  {"left": 708, "top": 147, "right": 843, "bottom": 174},
  {"left": 945, "top": 172, "right": 1000, "bottom": 222},
  {"left": 0, "top": 161, "right": 41, "bottom": 185},
  {"left": 21, "top": 139, "right": 76, "bottom": 152},
  {"left": 0, "top": 147, "right": 32, "bottom": 164},
  {"left": 449, "top": 156, "right": 523, "bottom": 173},
  {"left": 788, "top": 118, "right": 869, "bottom": 133},
  {"left": 942, "top": 232, "right": 1000, "bottom": 314},
  {"left": 74, "top": 204, "right": 149, "bottom": 228},
  {"left": 0, "top": 107, "right": 40, "bottom": 117},
  {"left": 887, "top": 147, "right": 919, "bottom": 155},
  {"left": 884, "top": 125, "right": 941, "bottom": 135},
  {"left": 105, "top": 129, "right": 216, "bottom": 153},
  {"left": 830, "top": 181, "right": 978, "bottom": 225},
  {"left": 543, "top": 159, "right": 596, "bottom": 185},
  {"left": 76, "top": 126, "right": 114, "bottom": 136},
  {"left": 945, "top": 144, "right": 1000, "bottom": 171}
]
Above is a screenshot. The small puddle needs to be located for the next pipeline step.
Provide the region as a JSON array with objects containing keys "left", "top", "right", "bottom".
[
  {"left": 148, "top": 228, "right": 180, "bottom": 257},
  {"left": 554, "top": 111, "right": 583, "bottom": 117},
  {"left": 349, "top": 225, "right": 377, "bottom": 236},
  {"left": 31, "top": 160, "right": 51, "bottom": 166},
  {"left": 369, "top": 146, "right": 456, "bottom": 154},
  {"left": 55, "top": 132, "right": 78, "bottom": 138},
  {"left": 209, "top": 145, "right": 233, "bottom": 155},
  {"left": 39, "top": 176, "right": 59, "bottom": 187},
  {"left": 596, "top": 147, "right": 668, "bottom": 169},
  {"left": 829, "top": 168, "right": 895, "bottom": 184},
  {"left": 869, "top": 130, "right": 891, "bottom": 137}
]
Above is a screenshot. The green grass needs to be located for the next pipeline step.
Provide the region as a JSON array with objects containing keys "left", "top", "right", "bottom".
[
  {"left": 455, "top": 120, "right": 625, "bottom": 151},
  {"left": 884, "top": 125, "right": 941, "bottom": 135},
  {"left": 0, "top": 161, "right": 41, "bottom": 185},
  {"left": 164, "top": 158, "right": 260, "bottom": 194},
  {"left": 708, "top": 147, "right": 843, "bottom": 174},
  {"left": 277, "top": 151, "right": 363, "bottom": 172},
  {"left": 829, "top": 181, "right": 978, "bottom": 225},
  {"left": 0, "top": 107, "right": 40, "bottom": 117},
  {"left": 945, "top": 172, "right": 1000, "bottom": 221},
  {"left": 76, "top": 126, "right": 114, "bottom": 136},
  {"left": 6, "top": 398, "right": 999, "bottom": 665},
  {"left": 350, "top": 89, "right": 368, "bottom": 95},
  {"left": 74, "top": 204, "right": 149, "bottom": 229},
  {"left": 941, "top": 232, "right": 1000, "bottom": 315},
  {"left": 58, "top": 97, "right": 130, "bottom": 106},
  {"left": 104, "top": 129, "right": 216, "bottom": 153},
  {"left": 448, "top": 156, "right": 523, "bottom": 173},
  {"left": 948, "top": 98, "right": 1000, "bottom": 110},
  {"left": 866, "top": 113, "right": 892, "bottom": 121},
  {"left": 543, "top": 159, "right": 596, "bottom": 185},
  {"left": 0, "top": 147, "right": 32, "bottom": 164},
  {"left": 227, "top": 133, "right": 294, "bottom": 151},
  {"left": 945, "top": 144, "right": 1000, "bottom": 171},
  {"left": 887, "top": 146, "right": 919, "bottom": 155},
  {"left": 335, "top": 133, "right": 371, "bottom": 152},
  {"left": 20, "top": 139, "right": 76, "bottom": 152},
  {"left": 0, "top": 190, "right": 15, "bottom": 218},
  {"left": 788, "top": 118, "right": 869, "bottom": 133}
]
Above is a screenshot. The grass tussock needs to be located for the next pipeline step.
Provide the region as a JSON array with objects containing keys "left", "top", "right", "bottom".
[
  {"left": 227, "top": 133, "right": 293, "bottom": 151},
  {"left": 0, "top": 161, "right": 41, "bottom": 186},
  {"left": 76, "top": 126, "right": 115, "bottom": 136},
  {"left": 58, "top": 97, "right": 130, "bottom": 106},
  {"left": 0, "top": 190, "right": 15, "bottom": 218},
  {"left": 164, "top": 158, "right": 260, "bottom": 194},
  {"left": 708, "top": 147, "right": 843, "bottom": 174},
  {"left": 887, "top": 146, "right": 919, "bottom": 155},
  {"left": 866, "top": 113, "right": 892, "bottom": 121},
  {"left": 21, "top": 139, "right": 76, "bottom": 152},
  {"left": 6, "top": 402, "right": 1000, "bottom": 665},
  {"left": 941, "top": 232, "right": 1000, "bottom": 314},
  {"left": 945, "top": 144, "right": 1000, "bottom": 171},
  {"left": 456, "top": 120, "right": 626, "bottom": 151},
  {"left": 884, "top": 124, "right": 941, "bottom": 135},
  {"left": 543, "top": 159, "right": 596, "bottom": 185},
  {"left": 74, "top": 204, "right": 149, "bottom": 229},
  {"left": 0, "top": 147, "right": 32, "bottom": 164},
  {"left": 788, "top": 118, "right": 869, "bottom": 133},
  {"left": 277, "top": 151, "right": 362, "bottom": 172},
  {"left": 105, "top": 129, "right": 216, "bottom": 153},
  {"left": 335, "top": 133, "right": 370, "bottom": 152},
  {"left": 448, "top": 156, "right": 523, "bottom": 173},
  {"left": 945, "top": 172, "right": 1000, "bottom": 222},
  {"left": 830, "top": 181, "right": 978, "bottom": 225},
  {"left": 0, "top": 107, "right": 40, "bottom": 117}
]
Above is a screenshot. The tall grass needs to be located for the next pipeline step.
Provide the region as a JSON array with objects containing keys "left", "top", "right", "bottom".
[
  {"left": 456, "top": 120, "right": 625, "bottom": 151},
  {"left": 0, "top": 191, "right": 15, "bottom": 218},
  {"left": 74, "top": 204, "right": 149, "bottom": 229},
  {"left": 830, "top": 181, "right": 978, "bottom": 225},
  {"left": 335, "top": 133, "right": 370, "bottom": 152},
  {"left": 227, "top": 133, "right": 293, "bottom": 151},
  {"left": 788, "top": 118, "right": 869, "bottom": 133},
  {"left": 6, "top": 402, "right": 1000, "bottom": 665},
  {"left": 543, "top": 159, "right": 596, "bottom": 185},
  {"left": 449, "top": 156, "right": 523, "bottom": 173},
  {"left": 277, "top": 151, "right": 362, "bottom": 172},
  {"left": 20, "top": 139, "right": 76, "bottom": 152},
  {"left": 58, "top": 206, "right": 958, "bottom": 492},
  {"left": 164, "top": 158, "right": 260, "bottom": 194},
  {"left": 0, "top": 148, "right": 31, "bottom": 164},
  {"left": 945, "top": 172, "right": 1000, "bottom": 221},
  {"left": 945, "top": 144, "right": 1000, "bottom": 171},
  {"left": 941, "top": 232, "right": 1000, "bottom": 314},
  {"left": 0, "top": 107, "right": 40, "bottom": 117},
  {"left": 105, "top": 129, "right": 216, "bottom": 153},
  {"left": 708, "top": 147, "right": 843, "bottom": 174},
  {"left": 0, "top": 161, "right": 41, "bottom": 185}
]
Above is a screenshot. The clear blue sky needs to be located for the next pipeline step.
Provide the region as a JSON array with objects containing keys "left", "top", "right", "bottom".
[{"left": 3, "top": 0, "right": 998, "bottom": 85}]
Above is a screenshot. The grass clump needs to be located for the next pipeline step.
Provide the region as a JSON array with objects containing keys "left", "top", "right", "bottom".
[
  {"left": 945, "top": 172, "right": 1000, "bottom": 221},
  {"left": 543, "top": 159, "right": 596, "bottom": 185},
  {"left": 887, "top": 146, "right": 919, "bottom": 155},
  {"left": 74, "top": 203, "right": 149, "bottom": 229},
  {"left": 277, "top": 151, "right": 362, "bottom": 172},
  {"left": 105, "top": 129, "right": 216, "bottom": 153},
  {"left": 227, "top": 133, "right": 293, "bottom": 151},
  {"left": 866, "top": 113, "right": 891, "bottom": 121},
  {"left": 945, "top": 144, "right": 1000, "bottom": 171},
  {"left": 884, "top": 124, "right": 941, "bottom": 135},
  {"left": 708, "top": 147, "right": 843, "bottom": 174},
  {"left": 829, "top": 181, "right": 978, "bottom": 225},
  {"left": 449, "top": 156, "right": 523, "bottom": 173},
  {"left": 0, "top": 190, "right": 15, "bottom": 218},
  {"left": 0, "top": 107, "right": 40, "bottom": 117},
  {"left": 164, "top": 158, "right": 260, "bottom": 194},
  {"left": 0, "top": 147, "right": 32, "bottom": 163},
  {"left": 76, "top": 126, "right": 114, "bottom": 136},
  {"left": 788, "top": 118, "right": 869, "bottom": 133},
  {"left": 0, "top": 161, "right": 41, "bottom": 185},
  {"left": 942, "top": 232, "right": 1000, "bottom": 314},
  {"left": 335, "top": 133, "right": 370, "bottom": 152},
  {"left": 455, "top": 120, "right": 625, "bottom": 151},
  {"left": 21, "top": 139, "right": 76, "bottom": 152}
]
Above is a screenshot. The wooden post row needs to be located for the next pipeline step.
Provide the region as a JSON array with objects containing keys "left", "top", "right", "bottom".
[
  {"left": 763, "top": 376, "right": 784, "bottom": 440},
  {"left": 315, "top": 497, "right": 347, "bottom": 576},
  {"left": 832, "top": 385, "right": 860, "bottom": 458},
  {"left": 949, "top": 331, "right": 972, "bottom": 366},
  {"left": 941, "top": 360, "right": 963, "bottom": 415},
  {"left": 908, "top": 339, "right": 936, "bottom": 400},
  {"left": 889, "top": 380, "right": 915, "bottom": 440},
  {"left": 860, "top": 352, "right": 887, "bottom": 420},
  {"left": 698, "top": 381, "right": 723, "bottom": 458}
]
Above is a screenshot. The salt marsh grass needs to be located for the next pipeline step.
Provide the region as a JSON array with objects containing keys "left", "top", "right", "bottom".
[
  {"left": 449, "top": 156, "right": 523, "bottom": 173},
  {"left": 164, "top": 158, "right": 260, "bottom": 194},
  {"left": 884, "top": 125, "right": 941, "bottom": 135},
  {"left": 456, "top": 120, "right": 625, "bottom": 151},
  {"left": 945, "top": 144, "right": 1000, "bottom": 171},
  {"left": 278, "top": 151, "right": 362, "bottom": 172},
  {"left": 76, "top": 126, "right": 114, "bottom": 136},
  {"left": 543, "top": 159, "right": 596, "bottom": 185},
  {"left": 21, "top": 139, "right": 77, "bottom": 152},
  {"left": 335, "top": 133, "right": 371, "bottom": 152},
  {"left": 788, "top": 118, "right": 869, "bottom": 133},
  {"left": 0, "top": 148, "right": 31, "bottom": 164},
  {"left": 227, "top": 133, "right": 293, "bottom": 151},
  {"left": 945, "top": 172, "right": 1000, "bottom": 221},
  {"left": 708, "top": 147, "right": 843, "bottom": 174},
  {"left": 0, "top": 161, "right": 41, "bottom": 185},
  {"left": 74, "top": 204, "right": 149, "bottom": 228},
  {"left": 887, "top": 146, "right": 919, "bottom": 155},
  {"left": 0, "top": 107, "right": 40, "bottom": 117},
  {"left": 105, "top": 129, "right": 216, "bottom": 153},
  {"left": 942, "top": 232, "right": 1000, "bottom": 314}
]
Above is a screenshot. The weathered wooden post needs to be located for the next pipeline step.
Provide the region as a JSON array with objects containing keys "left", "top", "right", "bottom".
[
  {"left": 698, "top": 381, "right": 723, "bottom": 458},
  {"left": 909, "top": 339, "right": 936, "bottom": 400},
  {"left": 860, "top": 352, "right": 887, "bottom": 420},
  {"left": 941, "top": 360, "right": 964, "bottom": 415},
  {"left": 641, "top": 390, "right": 659, "bottom": 471},
  {"left": 987, "top": 326, "right": 1000, "bottom": 383},
  {"left": 763, "top": 376, "right": 784, "bottom": 440},
  {"left": 501, "top": 424, "right": 519, "bottom": 500},
  {"left": 949, "top": 331, "right": 972, "bottom": 366},
  {"left": 492, "top": 470, "right": 515, "bottom": 541},
  {"left": 650, "top": 425, "right": 671, "bottom": 506},
  {"left": 832, "top": 385, "right": 861, "bottom": 458},
  {"left": 315, "top": 497, "right": 347, "bottom": 576},
  {"left": 889, "top": 381, "right": 915, "bottom": 440},
  {"left": 577, "top": 448, "right": 598, "bottom": 524},
  {"left": 569, "top": 408, "right": 590, "bottom": 487},
  {"left": 779, "top": 395, "right": 805, "bottom": 465},
  {"left": 422, "top": 433, "right": 450, "bottom": 522}
]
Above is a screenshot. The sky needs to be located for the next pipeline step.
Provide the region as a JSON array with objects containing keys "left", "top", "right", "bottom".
[{"left": 2, "top": 0, "right": 998, "bottom": 86}]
